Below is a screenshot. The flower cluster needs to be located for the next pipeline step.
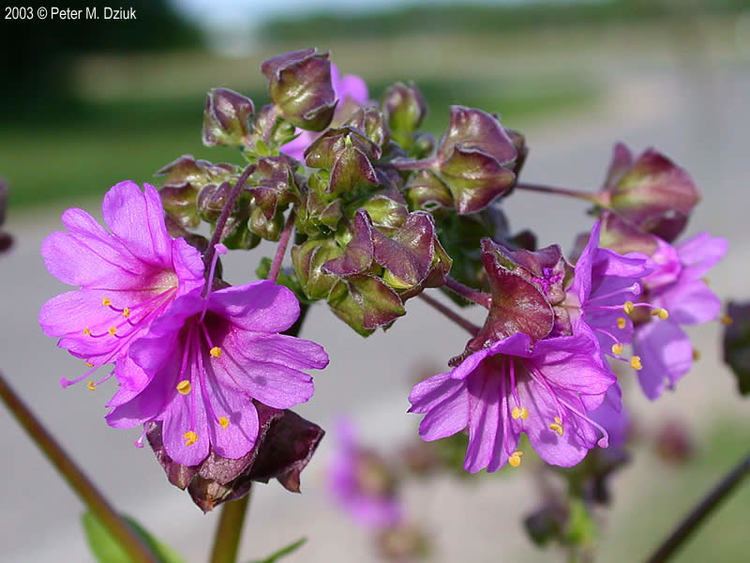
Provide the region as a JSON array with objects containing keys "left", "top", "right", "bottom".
[
  {"left": 40, "top": 181, "right": 328, "bottom": 509},
  {"left": 39, "top": 47, "right": 729, "bottom": 524}
]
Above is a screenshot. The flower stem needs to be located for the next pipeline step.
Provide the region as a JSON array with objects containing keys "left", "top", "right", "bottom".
[
  {"left": 204, "top": 164, "right": 256, "bottom": 276},
  {"left": 418, "top": 293, "right": 480, "bottom": 336},
  {"left": 390, "top": 157, "right": 436, "bottom": 171},
  {"left": 268, "top": 209, "right": 296, "bottom": 282},
  {"left": 444, "top": 276, "right": 492, "bottom": 308},
  {"left": 0, "top": 372, "right": 157, "bottom": 563},
  {"left": 646, "top": 451, "right": 750, "bottom": 563},
  {"left": 514, "top": 182, "right": 604, "bottom": 205},
  {"left": 209, "top": 492, "right": 251, "bottom": 563}
]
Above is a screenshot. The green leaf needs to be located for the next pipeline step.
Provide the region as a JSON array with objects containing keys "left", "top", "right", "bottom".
[
  {"left": 252, "top": 537, "right": 307, "bottom": 563},
  {"left": 81, "top": 511, "right": 184, "bottom": 563}
]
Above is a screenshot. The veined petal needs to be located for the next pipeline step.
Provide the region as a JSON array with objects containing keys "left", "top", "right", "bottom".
[
  {"left": 464, "top": 364, "right": 507, "bottom": 473},
  {"left": 659, "top": 279, "right": 721, "bottom": 325},
  {"left": 409, "top": 372, "right": 469, "bottom": 441},
  {"left": 171, "top": 237, "right": 205, "bottom": 295},
  {"left": 677, "top": 232, "right": 727, "bottom": 281},
  {"left": 203, "top": 379, "right": 260, "bottom": 460},
  {"left": 162, "top": 375, "right": 210, "bottom": 466},
  {"left": 222, "top": 332, "right": 329, "bottom": 371},
  {"left": 208, "top": 281, "right": 300, "bottom": 333},
  {"left": 102, "top": 181, "right": 172, "bottom": 264},
  {"left": 633, "top": 321, "right": 692, "bottom": 399}
]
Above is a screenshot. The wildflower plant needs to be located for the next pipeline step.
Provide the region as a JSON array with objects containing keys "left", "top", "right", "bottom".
[{"left": 0, "top": 47, "right": 745, "bottom": 563}]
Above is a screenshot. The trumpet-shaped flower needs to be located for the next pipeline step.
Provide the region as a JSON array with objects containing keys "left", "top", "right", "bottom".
[
  {"left": 408, "top": 333, "right": 616, "bottom": 472},
  {"left": 633, "top": 232, "right": 727, "bottom": 398},
  {"left": 106, "top": 281, "right": 329, "bottom": 466},
  {"left": 39, "top": 181, "right": 204, "bottom": 389}
]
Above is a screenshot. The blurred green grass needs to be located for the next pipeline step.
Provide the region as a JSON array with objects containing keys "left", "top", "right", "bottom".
[{"left": 0, "top": 75, "right": 595, "bottom": 209}]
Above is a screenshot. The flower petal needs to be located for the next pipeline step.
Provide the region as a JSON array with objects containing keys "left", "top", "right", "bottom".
[
  {"left": 633, "top": 320, "right": 692, "bottom": 399},
  {"left": 208, "top": 281, "right": 300, "bottom": 333},
  {"left": 162, "top": 377, "right": 210, "bottom": 466},
  {"left": 677, "top": 232, "right": 727, "bottom": 281},
  {"left": 659, "top": 279, "right": 721, "bottom": 325},
  {"left": 408, "top": 372, "right": 469, "bottom": 441},
  {"left": 223, "top": 332, "right": 329, "bottom": 371}
]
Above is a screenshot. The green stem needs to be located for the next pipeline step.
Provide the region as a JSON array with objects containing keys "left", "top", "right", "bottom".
[
  {"left": 646, "top": 451, "right": 750, "bottom": 562},
  {"left": 0, "top": 372, "right": 157, "bottom": 563},
  {"left": 209, "top": 492, "right": 251, "bottom": 563}
]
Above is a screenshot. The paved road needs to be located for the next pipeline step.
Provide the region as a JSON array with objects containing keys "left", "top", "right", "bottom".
[{"left": 1, "top": 54, "right": 749, "bottom": 561}]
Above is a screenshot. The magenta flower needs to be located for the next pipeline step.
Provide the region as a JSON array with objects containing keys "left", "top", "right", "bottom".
[
  {"left": 39, "top": 181, "right": 204, "bottom": 389},
  {"left": 106, "top": 281, "right": 329, "bottom": 466},
  {"left": 281, "top": 64, "right": 369, "bottom": 161},
  {"left": 328, "top": 419, "right": 402, "bottom": 528},
  {"left": 589, "top": 385, "right": 629, "bottom": 449},
  {"left": 634, "top": 232, "right": 727, "bottom": 398},
  {"left": 408, "top": 333, "right": 616, "bottom": 472},
  {"left": 567, "top": 219, "right": 649, "bottom": 367}
]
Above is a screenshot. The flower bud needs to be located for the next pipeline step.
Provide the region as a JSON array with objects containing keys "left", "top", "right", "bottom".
[
  {"left": 146, "top": 405, "right": 324, "bottom": 512},
  {"left": 382, "top": 82, "right": 427, "bottom": 147},
  {"left": 436, "top": 106, "right": 518, "bottom": 214},
  {"left": 202, "top": 87, "right": 254, "bottom": 147},
  {"left": 359, "top": 192, "right": 409, "bottom": 233},
  {"left": 327, "top": 275, "right": 405, "bottom": 336},
  {"left": 197, "top": 181, "right": 233, "bottom": 223},
  {"left": 602, "top": 143, "right": 700, "bottom": 242},
  {"left": 405, "top": 170, "right": 452, "bottom": 212},
  {"left": 292, "top": 239, "right": 344, "bottom": 300},
  {"left": 723, "top": 301, "right": 750, "bottom": 396},
  {"left": 248, "top": 206, "right": 284, "bottom": 241},
  {"left": 345, "top": 104, "right": 390, "bottom": 149},
  {"left": 261, "top": 48, "right": 337, "bottom": 132}
]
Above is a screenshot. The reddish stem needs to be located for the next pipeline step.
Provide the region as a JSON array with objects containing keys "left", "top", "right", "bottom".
[
  {"left": 268, "top": 209, "right": 296, "bottom": 282},
  {"left": 418, "top": 293, "right": 480, "bottom": 336},
  {"left": 444, "top": 277, "right": 492, "bottom": 308},
  {"left": 514, "top": 182, "right": 604, "bottom": 204}
]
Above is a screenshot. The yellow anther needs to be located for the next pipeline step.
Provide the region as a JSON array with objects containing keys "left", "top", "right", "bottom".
[
  {"left": 219, "top": 416, "right": 230, "bottom": 429},
  {"left": 508, "top": 450, "right": 524, "bottom": 468},
  {"left": 692, "top": 348, "right": 701, "bottom": 361},
  {"left": 721, "top": 314, "right": 733, "bottom": 326},
  {"left": 652, "top": 308, "right": 669, "bottom": 320},
  {"left": 611, "top": 343, "right": 624, "bottom": 356},
  {"left": 623, "top": 301, "right": 635, "bottom": 315},
  {"left": 86, "top": 381, "right": 96, "bottom": 391},
  {"left": 176, "top": 380, "right": 192, "bottom": 395},
  {"left": 210, "top": 346, "right": 222, "bottom": 358},
  {"left": 84, "top": 361, "right": 94, "bottom": 367},
  {"left": 107, "top": 326, "right": 117, "bottom": 336},
  {"left": 102, "top": 297, "right": 112, "bottom": 307},
  {"left": 511, "top": 406, "right": 529, "bottom": 420},
  {"left": 630, "top": 355, "right": 643, "bottom": 370},
  {"left": 83, "top": 327, "right": 92, "bottom": 336},
  {"left": 122, "top": 307, "right": 131, "bottom": 318},
  {"left": 616, "top": 317, "right": 627, "bottom": 330},
  {"left": 549, "top": 416, "right": 564, "bottom": 437},
  {"left": 183, "top": 431, "right": 198, "bottom": 446}
]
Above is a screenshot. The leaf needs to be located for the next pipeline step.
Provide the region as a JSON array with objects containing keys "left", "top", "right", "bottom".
[
  {"left": 81, "top": 511, "right": 184, "bottom": 563},
  {"left": 252, "top": 537, "right": 308, "bottom": 563}
]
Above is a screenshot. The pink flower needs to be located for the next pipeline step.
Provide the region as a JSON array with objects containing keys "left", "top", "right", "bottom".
[
  {"left": 634, "top": 232, "right": 727, "bottom": 398},
  {"left": 408, "top": 333, "right": 616, "bottom": 472},
  {"left": 39, "top": 181, "right": 204, "bottom": 389},
  {"left": 328, "top": 419, "right": 402, "bottom": 529},
  {"left": 281, "top": 64, "right": 369, "bottom": 161},
  {"left": 106, "top": 281, "right": 329, "bottom": 466}
]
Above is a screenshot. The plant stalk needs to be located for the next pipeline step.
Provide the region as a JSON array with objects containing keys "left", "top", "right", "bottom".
[
  {"left": 0, "top": 372, "right": 157, "bottom": 563},
  {"left": 268, "top": 209, "right": 296, "bottom": 282},
  {"left": 419, "top": 292, "right": 480, "bottom": 336},
  {"left": 209, "top": 492, "right": 251, "bottom": 563},
  {"left": 646, "top": 451, "right": 750, "bottom": 562},
  {"left": 514, "top": 182, "right": 603, "bottom": 204},
  {"left": 444, "top": 276, "right": 492, "bottom": 308}
]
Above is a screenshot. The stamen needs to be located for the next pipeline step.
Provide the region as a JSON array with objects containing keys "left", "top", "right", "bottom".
[
  {"left": 549, "top": 416, "right": 564, "bottom": 436},
  {"left": 721, "top": 314, "right": 733, "bottom": 326},
  {"left": 652, "top": 307, "right": 669, "bottom": 320},
  {"left": 616, "top": 317, "right": 627, "bottom": 329},
  {"left": 588, "top": 283, "right": 641, "bottom": 303},
  {"left": 219, "top": 416, "right": 230, "bottom": 429},
  {"left": 630, "top": 356, "right": 643, "bottom": 370},
  {"left": 84, "top": 361, "right": 94, "bottom": 367},
  {"left": 107, "top": 326, "right": 117, "bottom": 336},
  {"left": 210, "top": 346, "right": 222, "bottom": 358},
  {"left": 102, "top": 297, "right": 112, "bottom": 307},
  {"left": 693, "top": 348, "right": 701, "bottom": 361},
  {"left": 511, "top": 406, "right": 529, "bottom": 420},
  {"left": 508, "top": 451, "right": 523, "bottom": 468},
  {"left": 86, "top": 381, "right": 96, "bottom": 391},
  {"left": 183, "top": 431, "right": 198, "bottom": 446},
  {"left": 122, "top": 307, "right": 131, "bottom": 318},
  {"left": 176, "top": 380, "right": 192, "bottom": 395},
  {"left": 623, "top": 301, "right": 635, "bottom": 315},
  {"left": 83, "top": 327, "right": 91, "bottom": 336},
  {"left": 611, "top": 343, "right": 624, "bottom": 356}
]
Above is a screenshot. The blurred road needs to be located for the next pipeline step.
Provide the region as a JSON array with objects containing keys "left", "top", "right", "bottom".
[{"left": 2, "top": 56, "right": 749, "bottom": 562}]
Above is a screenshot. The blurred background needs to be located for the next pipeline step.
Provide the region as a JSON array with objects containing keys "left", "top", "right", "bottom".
[{"left": 1, "top": 0, "right": 749, "bottom": 561}]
